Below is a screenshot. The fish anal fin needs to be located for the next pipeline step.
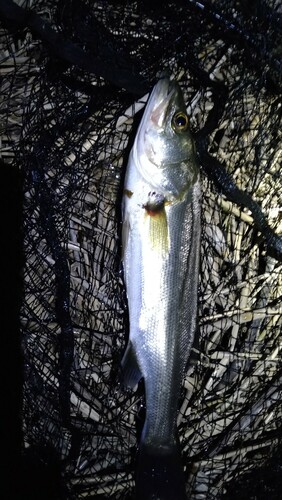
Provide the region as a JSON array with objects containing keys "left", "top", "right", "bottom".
[{"left": 121, "top": 342, "right": 142, "bottom": 389}]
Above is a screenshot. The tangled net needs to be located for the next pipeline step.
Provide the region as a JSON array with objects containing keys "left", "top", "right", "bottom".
[{"left": 1, "top": 0, "right": 281, "bottom": 498}]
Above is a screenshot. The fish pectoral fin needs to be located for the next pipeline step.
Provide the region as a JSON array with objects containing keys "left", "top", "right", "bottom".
[{"left": 121, "top": 342, "right": 142, "bottom": 389}]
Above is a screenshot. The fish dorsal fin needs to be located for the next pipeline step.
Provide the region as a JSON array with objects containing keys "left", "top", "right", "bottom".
[{"left": 121, "top": 341, "right": 142, "bottom": 389}]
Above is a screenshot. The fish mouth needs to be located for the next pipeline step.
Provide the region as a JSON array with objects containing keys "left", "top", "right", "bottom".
[
  {"left": 133, "top": 77, "right": 183, "bottom": 183},
  {"left": 147, "top": 78, "right": 178, "bottom": 128},
  {"left": 141, "top": 78, "right": 180, "bottom": 130}
]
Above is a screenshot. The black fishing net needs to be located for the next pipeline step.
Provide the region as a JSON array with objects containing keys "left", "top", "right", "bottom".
[{"left": 1, "top": 0, "right": 281, "bottom": 498}]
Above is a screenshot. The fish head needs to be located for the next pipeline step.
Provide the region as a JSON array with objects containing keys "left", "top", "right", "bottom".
[{"left": 133, "top": 78, "right": 199, "bottom": 198}]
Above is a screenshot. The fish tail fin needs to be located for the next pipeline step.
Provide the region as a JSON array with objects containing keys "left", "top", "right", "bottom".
[{"left": 135, "top": 442, "right": 187, "bottom": 500}]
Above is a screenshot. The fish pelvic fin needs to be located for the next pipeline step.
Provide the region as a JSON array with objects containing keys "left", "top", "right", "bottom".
[
  {"left": 135, "top": 442, "right": 187, "bottom": 500},
  {"left": 121, "top": 341, "right": 142, "bottom": 389}
]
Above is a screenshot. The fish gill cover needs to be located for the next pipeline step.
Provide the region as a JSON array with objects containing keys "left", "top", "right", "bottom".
[{"left": 0, "top": 0, "right": 281, "bottom": 498}]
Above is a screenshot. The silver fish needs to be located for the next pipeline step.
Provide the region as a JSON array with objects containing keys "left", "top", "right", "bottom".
[{"left": 122, "top": 78, "right": 201, "bottom": 500}]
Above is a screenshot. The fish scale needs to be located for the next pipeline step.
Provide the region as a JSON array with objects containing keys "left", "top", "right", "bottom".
[{"left": 122, "top": 77, "right": 201, "bottom": 499}]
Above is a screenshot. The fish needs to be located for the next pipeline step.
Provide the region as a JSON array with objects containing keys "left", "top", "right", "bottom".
[{"left": 121, "top": 77, "right": 201, "bottom": 500}]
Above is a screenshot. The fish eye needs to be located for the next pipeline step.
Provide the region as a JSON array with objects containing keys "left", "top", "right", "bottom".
[{"left": 172, "top": 112, "right": 189, "bottom": 132}]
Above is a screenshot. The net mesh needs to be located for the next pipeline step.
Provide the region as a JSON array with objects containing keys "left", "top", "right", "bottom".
[{"left": 1, "top": 0, "right": 281, "bottom": 498}]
